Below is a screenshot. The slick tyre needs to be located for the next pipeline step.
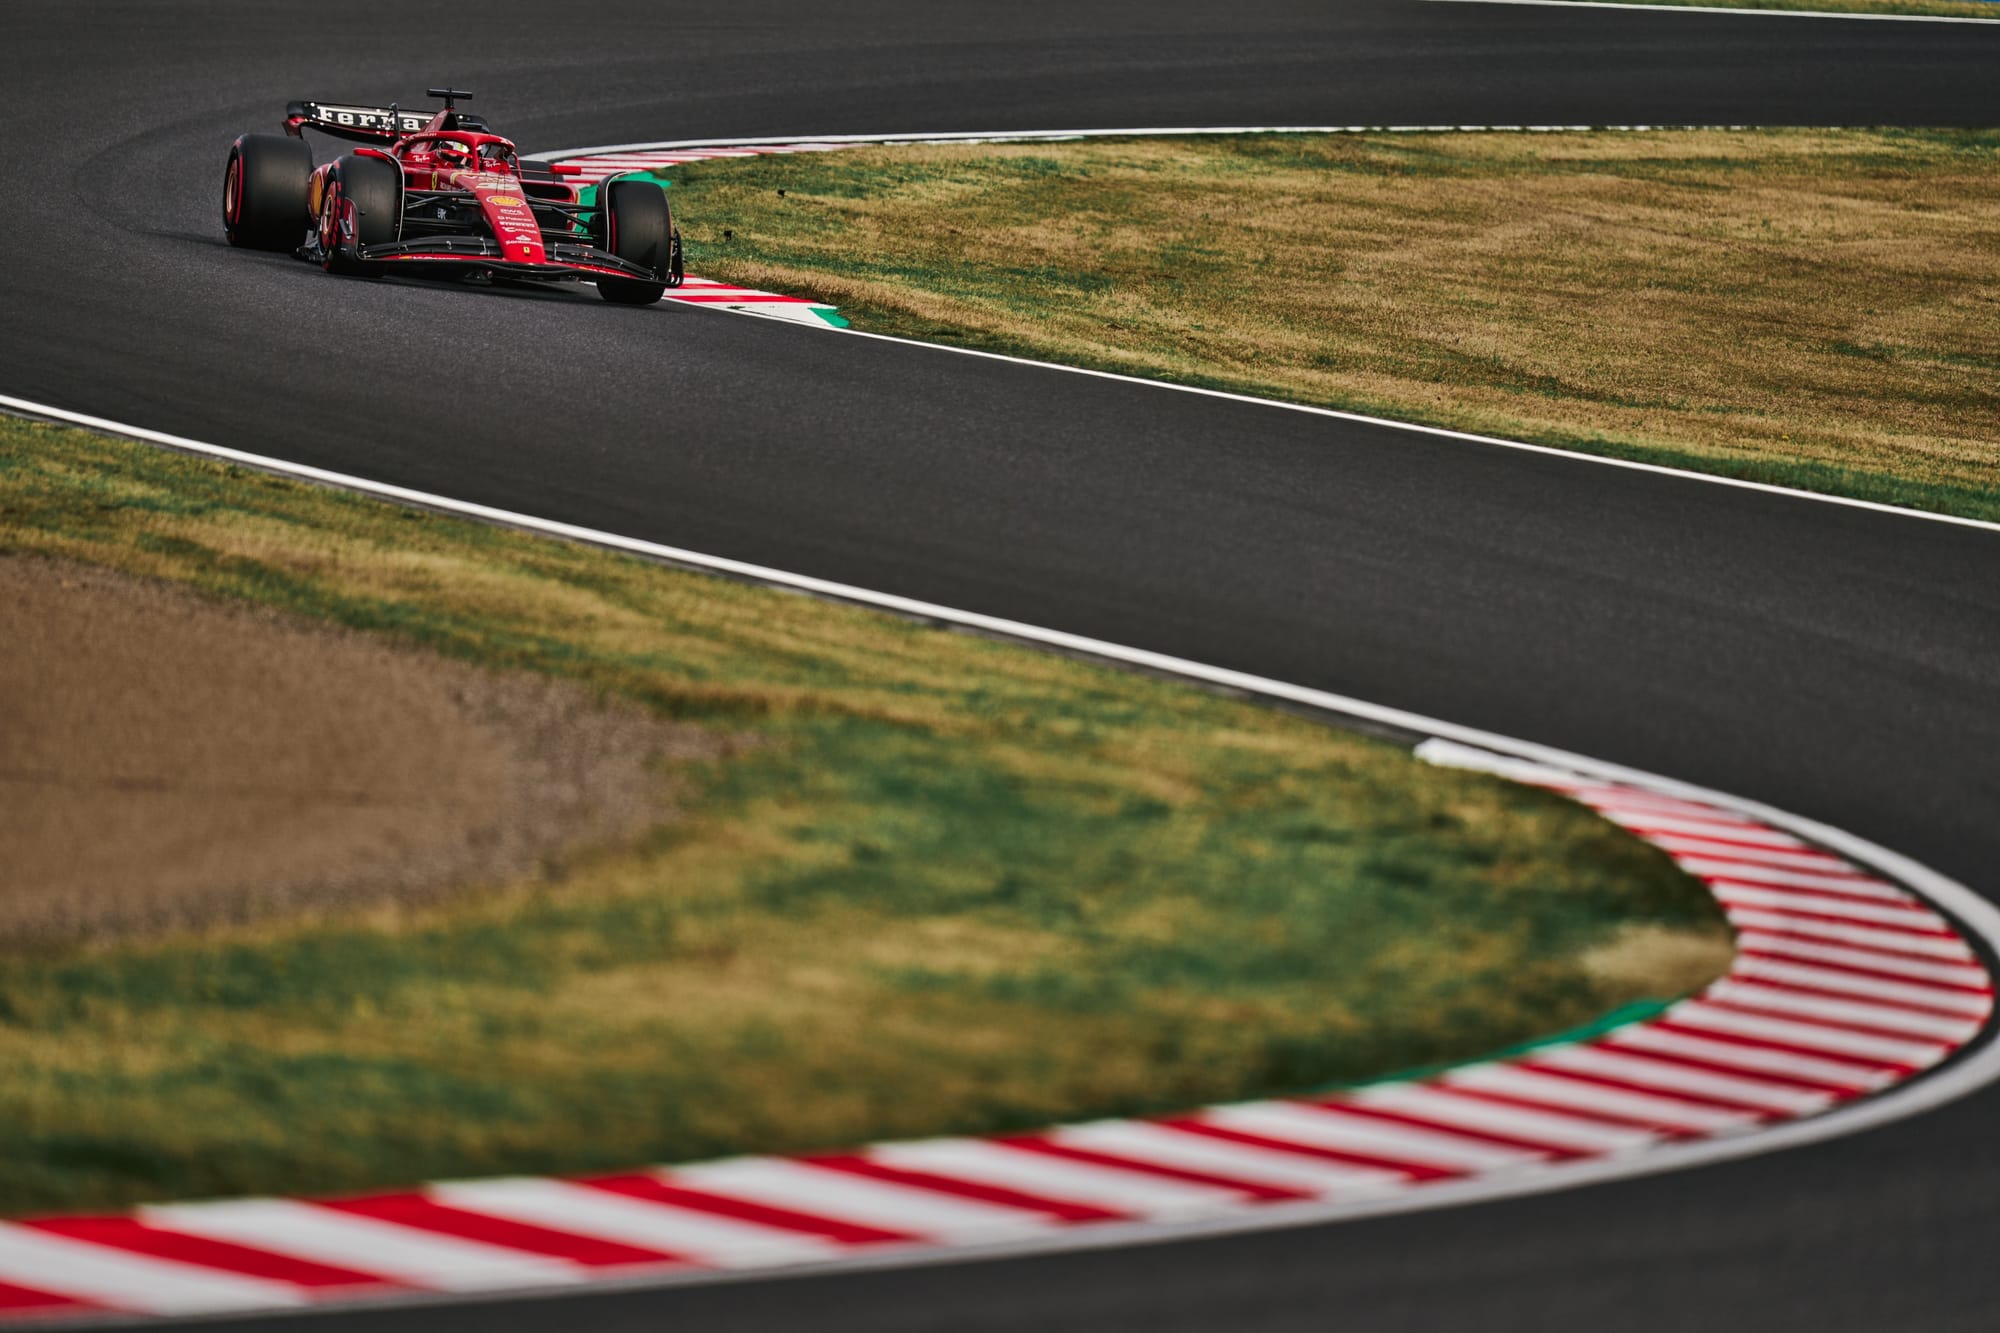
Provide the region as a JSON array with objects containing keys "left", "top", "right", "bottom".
[
  {"left": 224, "top": 134, "right": 312, "bottom": 252},
  {"left": 319, "top": 154, "right": 400, "bottom": 277},
  {"left": 595, "top": 179, "right": 670, "bottom": 305}
]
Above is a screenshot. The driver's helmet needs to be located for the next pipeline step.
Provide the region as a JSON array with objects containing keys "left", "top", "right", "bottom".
[{"left": 432, "top": 138, "right": 474, "bottom": 169}]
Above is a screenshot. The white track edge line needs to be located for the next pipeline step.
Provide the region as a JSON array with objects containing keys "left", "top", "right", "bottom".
[
  {"left": 6, "top": 390, "right": 2000, "bottom": 1310},
  {"left": 6, "top": 390, "right": 1986, "bottom": 769},
  {"left": 1425, "top": 0, "right": 2000, "bottom": 22},
  {"left": 534, "top": 130, "right": 1999, "bottom": 536},
  {"left": 794, "top": 324, "right": 2000, "bottom": 535},
  {"left": 522, "top": 125, "right": 1757, "bottom": 160}
]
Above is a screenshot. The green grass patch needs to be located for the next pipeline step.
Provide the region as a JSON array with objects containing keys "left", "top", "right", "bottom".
[
  {"left": 659, "top": 129, "right": 2000, "bottom": 523},
  {"left": 0, "top": 417, "right": 1726, "bottom": 1213}
]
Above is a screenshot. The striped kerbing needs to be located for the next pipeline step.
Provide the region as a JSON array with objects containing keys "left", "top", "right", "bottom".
[
  {"left": 1, "top": 758, "right": 1990, "bottom": 1323},
  {"left": 558, "top": 144, "right": 851, "bottom": 327}
]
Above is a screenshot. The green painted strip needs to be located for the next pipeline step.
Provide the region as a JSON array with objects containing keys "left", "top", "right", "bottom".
[
  {"left": 1314, "top": 997, "right": 1675, "bottom": 1093},
  {"left": 575, "top": 174, "right": 669, "bottom": 209}
]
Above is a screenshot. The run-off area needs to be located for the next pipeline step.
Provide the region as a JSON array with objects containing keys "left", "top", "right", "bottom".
[
  {"left": 0, "top": 415, "right": 1725, "bottom": 1222},
  {"left": 624, "top": 128, "right": 2000, "bottom": 525},
  {"left": 0, "top": 415, "right": 1989, "bottom": 1322}
]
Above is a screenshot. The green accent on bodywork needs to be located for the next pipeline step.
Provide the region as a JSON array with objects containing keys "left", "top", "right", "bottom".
[
  {"left": 575, "top": 174, "right": 668, "bottom": 210},
  {"left": 1316, "top": 997, "right": 1676, "bottom": 1093},
  {"left": 573, "top": 164, "right": 843, "bottom": 320}
]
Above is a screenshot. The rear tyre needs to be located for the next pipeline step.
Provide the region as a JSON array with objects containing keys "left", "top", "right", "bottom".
[
  {"left": 594, "top": 179, "right": 670, "bottom": 305},
  {"left": 224, "top": 134, "right": 312, "bottom": 251},
  {"left": 319, "top": 155, "right": 400, "bottom": 277}
]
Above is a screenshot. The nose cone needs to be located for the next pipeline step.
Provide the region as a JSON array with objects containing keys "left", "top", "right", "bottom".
[{"left": 475, "top": 185, "right": 547, "bottom": 265}]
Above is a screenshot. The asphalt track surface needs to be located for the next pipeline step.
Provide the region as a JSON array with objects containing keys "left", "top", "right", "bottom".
[{"left": 4, "top": 2, "right": 1999, "bottom": 1329}]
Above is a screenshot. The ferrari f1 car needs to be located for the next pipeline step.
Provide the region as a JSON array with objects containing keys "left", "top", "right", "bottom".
[{"left": 223, "top": 88, "right": 683, "bottom": 304}]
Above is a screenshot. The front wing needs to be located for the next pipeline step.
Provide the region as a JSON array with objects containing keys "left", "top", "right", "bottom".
[{"left": 355, "top": 236, "right": 676, "bottom": 285}]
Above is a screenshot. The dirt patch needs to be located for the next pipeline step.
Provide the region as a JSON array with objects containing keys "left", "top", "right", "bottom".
[
  {"left": 0, "top": 554, "right": 724, "bottom": 945},
  {"left": 1578, "top": 923, "right": 1735, "bottom": 999},
  {"left": 0, "top": 424, "right": 1732, "bottom": 1213}
]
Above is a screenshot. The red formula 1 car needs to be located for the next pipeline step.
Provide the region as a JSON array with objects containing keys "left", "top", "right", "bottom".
[{"left": 222, "top": 88, "right": 683, "bottom": 304}]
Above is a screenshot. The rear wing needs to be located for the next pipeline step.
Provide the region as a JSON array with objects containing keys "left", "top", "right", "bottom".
[{"left": 283, "top": 100, "right": 489, "bottom": 143}]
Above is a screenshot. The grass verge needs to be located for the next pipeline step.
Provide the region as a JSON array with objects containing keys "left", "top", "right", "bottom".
[
  {"left": 0, "top": 416, "right": 1726, "bottom": 1214},
  {"left": 660, "top": 129, "right": 2000, "bottom": 522}
]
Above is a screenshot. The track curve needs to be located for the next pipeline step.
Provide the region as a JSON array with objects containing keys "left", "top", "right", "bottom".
[{"left": 5, "top": 3, "right": 2000, "bottom": 1330}]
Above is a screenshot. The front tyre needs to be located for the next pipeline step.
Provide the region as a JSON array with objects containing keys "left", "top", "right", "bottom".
[
  {"left": 595, "top": 179, "right": 670, "bottom": 305},
  {"left": 318, "top": 154, "right": 400, "bottom": 277},
  {"left": 224, "top": 134, "right": 312, "bottom": 251}
]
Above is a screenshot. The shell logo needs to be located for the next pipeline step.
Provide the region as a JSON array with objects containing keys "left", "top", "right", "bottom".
[{"left": 486, "top": 194, "right": 526, "bottom": 207}]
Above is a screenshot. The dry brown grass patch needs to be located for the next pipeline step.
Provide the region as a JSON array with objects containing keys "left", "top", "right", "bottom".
[{"left": 675, "top": 128, "right": 2000, "bottom": 517}]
